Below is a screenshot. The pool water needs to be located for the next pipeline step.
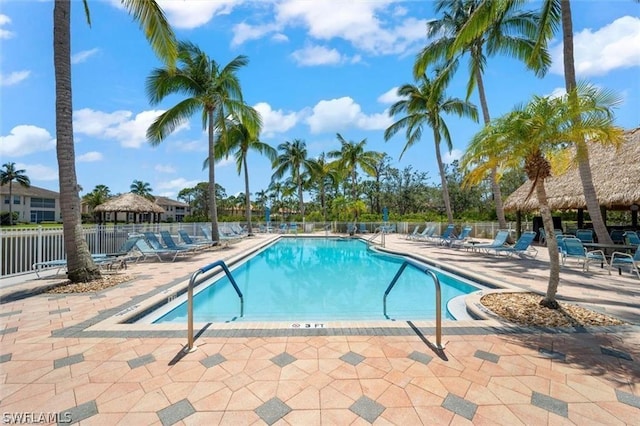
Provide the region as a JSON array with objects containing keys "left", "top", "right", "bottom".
[{"left": 151, "top": 238, "right": 480, "bottom": 323}]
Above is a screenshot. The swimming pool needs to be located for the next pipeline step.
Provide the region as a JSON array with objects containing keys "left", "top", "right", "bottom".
[{"left": 145, "top": 238, "right": 482, "bottom": 323}]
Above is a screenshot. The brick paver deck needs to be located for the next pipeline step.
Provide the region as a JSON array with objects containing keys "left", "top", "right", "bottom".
[{"left": 1, "top": 232, "right": 638, "bottom": 425}]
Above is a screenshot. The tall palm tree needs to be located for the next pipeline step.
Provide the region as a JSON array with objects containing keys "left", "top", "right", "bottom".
[
  {"left": 82, "top": 184, "right": 111, "bottom": 222},
  {"left": 415, "top": 0, "right": 549, "bottom": 230},
  {"left": 453, "top": 0, "right": 615, "bottom": 243},
  {"left": 461, "top": 83, "right": 623, "bottom": 308},
  {"left": 0, "top": 162, "right": 30, "bottom": 225},
  {"left": 130, "top": 180, "right": 154, "bottom": 200},
  {"left": 214, "top": 116, "right": 275, "bottom": 235},
  {"left": 384, "top": 71, "right": 478, "bottom": 224},
  {"left": 54, "top": 0, "right": 176, "bottom": 282},
  {"left": 327, "top": 134, "right": 382, "bottom": 201},
  {"left": 308, "top": 153, "right": 340, "bottom": 222},
  {"left": 271, "top": 139, "right": 317, "bottom": 221},
  {"left": 146, "top": 41, "right": 259, "bottom": 242}
]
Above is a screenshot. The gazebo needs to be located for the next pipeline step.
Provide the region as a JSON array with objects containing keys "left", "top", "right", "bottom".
[
  {"left": 94, "top": 192, "right": 165, "bottom": 224},
  {"left": 504, "top": 127, "right": 640, "bottom": 229}
]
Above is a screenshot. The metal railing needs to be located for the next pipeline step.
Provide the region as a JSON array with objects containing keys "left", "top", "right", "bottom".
[
  {"left": 383, "top": 258, "right": 444, "bottom": 350},
  {"left": 185, "top": 260, "right": 243, "bottom": 352}
]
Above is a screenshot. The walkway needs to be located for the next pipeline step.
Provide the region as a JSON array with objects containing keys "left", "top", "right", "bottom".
[{"left": 0, "top": 232, "right": 638, "bottom": 425}]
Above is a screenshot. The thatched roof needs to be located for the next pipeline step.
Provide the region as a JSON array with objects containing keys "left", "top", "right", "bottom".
[
  {"left": 504, "top": 127, "right": 640, "bottom": 212},
  {"left": 94, "top": 192, "right": 165, "bottom": 213}
]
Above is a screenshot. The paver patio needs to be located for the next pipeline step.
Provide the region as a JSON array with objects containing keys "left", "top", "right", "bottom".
[{"left": 1, "top": 232, "right": 638, "bottom": 425}]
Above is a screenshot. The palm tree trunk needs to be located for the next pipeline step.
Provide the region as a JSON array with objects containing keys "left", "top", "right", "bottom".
[
  {"left": 243, "top": 155, "right": 252, "bottom": 235},
  {"left": 54, "top": 0, "right": 100, "bottom": 282},
  {"left": 476, "top": 67, "right": 507, "bottom": 230},
  {"left": 434, "top": 133, "right": 454, "bottom": 223},
  {"left": 536, "top": 181, "right": 561, "bottom": 309},
  {"left": 207, "top": 109, "right": 220, "bottom": 242},
  {"left": 297, "top": 172, "right": 304, "bottom": 219},
  {"left": 8, "top": 181, "right": 13, "bottom": 225},
  {"left": 561, "top": 0, "right": 612, "bottom": 244}
]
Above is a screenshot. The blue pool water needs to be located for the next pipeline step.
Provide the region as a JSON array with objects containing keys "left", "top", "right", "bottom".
[{"left": 151, "top": 238, "right": 481, "bottom": 323}]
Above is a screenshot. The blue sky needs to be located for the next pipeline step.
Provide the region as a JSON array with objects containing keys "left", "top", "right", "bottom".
[{"left": 1, "top": 0, "right": 639, "bottom": 201}]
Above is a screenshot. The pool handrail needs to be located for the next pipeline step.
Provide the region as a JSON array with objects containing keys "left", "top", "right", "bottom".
[
  {"left": 186, "top": 260, "right": 243, "bottom": 352},
  {"left": 383, "top": 258, "right": 443, "bottom": 350}
]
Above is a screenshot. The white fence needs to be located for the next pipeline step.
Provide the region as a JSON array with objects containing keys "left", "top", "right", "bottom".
[{"left": 0, "top": 221, "right": 527, "bottom": 277}]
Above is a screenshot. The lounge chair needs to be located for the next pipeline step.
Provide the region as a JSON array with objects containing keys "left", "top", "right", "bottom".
[
  {"left": 347, "top": 223, "right": 357, "bottom": 235},
  {"left": 230, "top": 223, "right": 248, "bottom": 236},
  {"left": 178, "top": 229, "right": 216, "bottom": 248},
  {"left": 471, "top": 230, "right": 510, "bottom": 253},
  {"left": 608, "top": 245, "right": 640, "bottom": 279},
  {"left": 489, "top": 231, "right": 538, "bottom": 258},
  {"left": 414, "top": 225, "right": 435, "bottom": 241},
  {"left": 624, "top": 231, "right": 640, "bottom": 246},
  {"left": 428, "top": 224, "right": 455, "bottom": 245},
  {"left": 277, "top": 223, "right": 288, "bottom": 234},
  {"left": 160, "top": 230, "right": 202, "bottom": 252},
  {"left": 135, "top": 238, "right": 190, "bottom": 262},
  {"left": 358, "top": 223, "right": 368, "bottom": 234},
  {"left": 610, "top": 229, "right": 625, "bottom": 244},
  {"left": 575, "top": 229, "right": 594, "bottom": 244},
  {"left": 289, "top": 223, "right": 298, "bottom": 234},
  {"left": 560, "top": 237, "right": 607, "bottom": 271},
  {"left": 406, "top": 225, "right": 420, "bottom": 240},
  {"left": 447, "top": 226, "right": 473, "bottom": 249}
]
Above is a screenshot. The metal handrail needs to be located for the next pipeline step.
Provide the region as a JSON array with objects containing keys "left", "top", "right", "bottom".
[
  {"left": 186, "top": 260, "right": 243, "bottom": 352},
  {"left": 368, "top": 227, "right": 386, "bottom": 247},
  {"left": 383, "top": 259, "right": 444, "bottom": 349}
]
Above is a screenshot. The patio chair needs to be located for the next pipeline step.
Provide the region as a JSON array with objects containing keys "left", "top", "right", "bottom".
[
  {"left": 278, "top": 223, "right": 288, "bottom": 234},
  {"left": 560, "top": 236, "right": 607, "bottom": 271},
  {"left": 414, "top": 225, "right": 436, "bottom": 241},
  {"left": 623, "top": 231, "right": 640, "bottom": 246},
  {"left": 427, "top": 224, "right": 456, "bottom": 245},
  {"left": 608, "top": 245, "right": 640, "bottom": 279},
  {"left": 489, "top": 231, "right": 538, "bottom": 258},
  {"left": 575, "top": 229, "right": 594, "bottom": 244},
  {"left": 447, "top": 226, "right": 473, "bottom": 248},
  {"left": 471, "top": 230, "right": 510, "bottom": 253},
  {"left": 358, "top": 223, "right": 369, "bottom": 234},
  {"left": 178, "top": 229, "right": 217, "bottom": 248},
  {"left": 406, "top": 225, "right": 420, "bottom": 240},
  {"left": 135, "top": 238, "right": 190, "bottom": 262},
  {"left": 143, "top": 232, "right": 169, "bottom": 250},
  {"left": 610, "top": 229, "right": 625, "bottom": 244},
  {"left": 160, "top": 230, "right": 202, "bottom": 252},
  {"left": 289, "top": 223, "right": 298, "bottom": 234}
]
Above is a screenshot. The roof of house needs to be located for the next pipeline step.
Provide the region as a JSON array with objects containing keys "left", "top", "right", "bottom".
[
  {"left": 154, "top": 196, "right": 189, "bottom": 207},
  {"left": 0, "top": 184, "right": 59, "bottom": 198}
]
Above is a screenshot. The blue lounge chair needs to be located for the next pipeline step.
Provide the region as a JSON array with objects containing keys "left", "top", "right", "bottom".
[
  {"left": 560, "top": 237, "right": 607, "bottom": 271},
  {"left": 358, "top": 223, "right": 368, "bottom": 234},
  {"left": 278, "top": 223, "right": 288, "bottom": 234},
  {"left": 429, "top": 224, "right": 456, "bottom": 245},
  {"left": 178, "top": 229, "right": 216, "bottom": 248},
  {"left": 471, "top": 230, "right": 510, "bottom": 253},
  {"left": 447, "top": 226, "right": 473, "bottom": 248},
  {"left": 414, "top": 225, "right": 436, "bottom": 241},
  {"left": 575, "top": 229, "right": 594, "bottom": 244},
  {"left": 135, "top": 238, "right": 190, "bottom": 262},
  {"left": 406, "top": 225, "right": 420, "bottom": 240},
  {"left": 289, "top": 223, "right": 298, "bottom": 234},
  {"left": 608, "top": 245, "right": 640, "bottom": 279},
  {"left": 489, "top": 231, "right": 538, "bottom": 258},
  {"left": 610, "top": 229, "right": 625, "bottom": 244},
  {"left": 623, "top": 231, "right": 640, "bottom": 246},
  {"left": 160, "top": 230, "right": 201, "bottom": 252}
]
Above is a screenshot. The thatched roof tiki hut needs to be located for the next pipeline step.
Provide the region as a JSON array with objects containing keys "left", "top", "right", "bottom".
[
  {"left": 504, "top": 128, "right": 640, "bottom": 230},
  {"left": 94, "top": 192, "right": 165, "bottom": 224}
]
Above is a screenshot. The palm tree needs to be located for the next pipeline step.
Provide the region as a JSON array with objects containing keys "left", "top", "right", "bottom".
[
  {"left": 54, "top": 0, "right": 176, "bottom": 282},
  {"left": 453, "top": 0, "right": 616, "bottom": 244},
  {"left": 384, "top": 71, "right": 478, "bottom": 223},
  {"left": 82, "top": 184, "right": 111, "bottom": 222},
  {"left": 146, "top": 41, "right": 259, "bottom": 242},
  {"left": 0, "top": 162, "right": 30, "bottom": 225},
  {"left": 271, "top": 139, "right": 318, "bottom": 221},
  {"left": 130, "top": 180, "right": 154, "bottom": 200},
  {"left": 415, "top": 0, "right": 549, "bottom": 230},
  {"left": 308, "top": 153, "right": 340, "bottom": 222},
  {"left": 213, "top": 116, "right": 275, "bottom": 235},
  {"left": 461, "top": 83, "right": 623, "bottom": 308},
  {"left": 327, "top": 134, "right": 382, "bottom": 201}
]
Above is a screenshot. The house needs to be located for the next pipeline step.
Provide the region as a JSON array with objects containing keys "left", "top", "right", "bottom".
[
  {"left": 154, "top": 196, "right": 191, "bottom": 222},
  {"left": 0, "top": 184, "right": 61, "bottom": 223}
]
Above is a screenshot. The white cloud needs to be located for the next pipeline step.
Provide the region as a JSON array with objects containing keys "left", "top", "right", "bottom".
[
  {"left": 0, "top": 14, "right": 14, "bottom": 39},
  {"left": 156, "top": 177, "right": 201, "bottom": 191},
  {"left": 377, "top": 87, "right": 402, "bottom": 104},
  {"left": 254, "top": 102, "right": 300, "bottom": 137},
  {"left": 73, "top": 108, "right": 189, "bottom": 148},
  {"left": 443, "top": 149, "right": 463, "bottom": 164},
  {"left": 77, "top": 151, "right": 103, "bottom": 162},
  {"left": 0, "top": 70, "right": 30, "bottom": 86},
  {"left": 231, "top": 22, "right": 279, "bottom": 47},
  {"left": 174, "top": 139, "right": 208, "bottom": 152},
  {"left": 71, "top": 48, "right": 100, "bottom": 64},
  {"left": 271, "top": 33, "right": 289, "bottom": 43},
  {"left": 0, "top": 125, "right": 56, "bottom": 157},
  {"left": 547, "top": 87, "right": 566, "bottom": 99},
  {"left": 305, "top": 97, "right": 392, "bottom": 133},
  {"left": 155, "top": 164, "right": 176, "bottom": 173},
  {"left": 19, "top": 163, "right": 58, "bottom": 181},
  {"left": 551, "top": 16, "right": 640, "bottom": 77},
  {"left": 290, "top": 44, "right": 346, "bottom": 66},
  {"left": 156, "top": 0, "right": 242, "bottom": 29}
]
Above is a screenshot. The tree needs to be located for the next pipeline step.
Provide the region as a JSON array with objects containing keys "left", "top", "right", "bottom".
[
  {"left": 54, "top": 0, "right": 176, "bottom": 282},
  {"left": 307, "top": 153, "right": 340, "bottom": 222},
  {"left": 214, "top": 116, "right": 274, "bottom": 235},
  {"left": 461, "top": 83, "right": 623, "bottom": 308},
  {"left": 0, "top": 162, "right": 30, "bottom": 225},
  {"left": 146, "top": 41, "right": 259, "bottom": 242},
  {"left": 271, "top": 139, "right": 318, "bottom": 221},
  {"left": 384, "top": 70, "right": 478, "bottom": 223},
  {"left": 415, "top": 0, "right": 549, "bottom": 230},
  {"left": 130, "top": 180, "right": 154, "bottom": 199},
  {"left": 327, "top": 134, "right": 382, "bottom": 202},
  {"left": 82, "top": 185, "right": 111, "bottom": 222}
]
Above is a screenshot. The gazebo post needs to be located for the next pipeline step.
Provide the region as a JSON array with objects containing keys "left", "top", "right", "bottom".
[
  {"left": 577, "top": 208, "right": 584, "bottom": 229},
  {"left": 515, "top": 211, "right": 522, "bottom": 239}
]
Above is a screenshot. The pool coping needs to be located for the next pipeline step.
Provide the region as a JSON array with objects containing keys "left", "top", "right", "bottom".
[{"left": 48, "top": 235, "right": 637, "bottom": 340}]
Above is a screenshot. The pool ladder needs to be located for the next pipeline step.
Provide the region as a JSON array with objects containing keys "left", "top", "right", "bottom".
[
  {"left": 383, "top": 259, "right": 444, "bottom": 350},
  {"left": 367, "top": 227, "right": 386, "bottom": 247},
  {"left": 185, "top": 260, "right": 243, "bottom": 352}
]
